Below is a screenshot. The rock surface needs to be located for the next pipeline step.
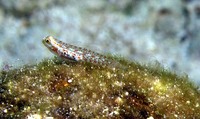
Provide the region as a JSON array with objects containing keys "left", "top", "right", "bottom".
[{"left": 0, "top": 57, "right": 199, "bottom": 118}]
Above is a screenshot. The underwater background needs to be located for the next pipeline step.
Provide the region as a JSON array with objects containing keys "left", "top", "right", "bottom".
[
  {"left": 0, "top": 1, "right": 200, "bottom": 118},
  {"left": 0, "top": 0, "right": 200, "bottom": 85}
]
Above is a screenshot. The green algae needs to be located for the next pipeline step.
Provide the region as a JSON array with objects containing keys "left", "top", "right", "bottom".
[{"left": 0, "top": 56, "right": 200, "bottom": 118}]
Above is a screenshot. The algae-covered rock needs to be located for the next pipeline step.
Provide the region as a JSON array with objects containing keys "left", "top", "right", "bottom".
[{"left": 0, "top": 57, "right": 199, "bottom": 118}]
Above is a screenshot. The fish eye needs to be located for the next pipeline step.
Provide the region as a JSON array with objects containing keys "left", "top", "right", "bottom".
[{"left": 45, "top": 39, "right": 50, "bottom": 43}]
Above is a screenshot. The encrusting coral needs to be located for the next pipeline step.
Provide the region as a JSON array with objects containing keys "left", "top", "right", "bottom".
[{"left": 0, "top": 56, "right": 199, "bottom": 118}]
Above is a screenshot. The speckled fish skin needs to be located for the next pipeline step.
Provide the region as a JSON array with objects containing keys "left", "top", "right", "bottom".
[{"left": 42, "top": 36, "right": 113, "bottom": 65}]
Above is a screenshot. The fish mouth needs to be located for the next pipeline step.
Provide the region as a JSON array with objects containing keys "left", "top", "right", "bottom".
[{"left": 42, "top": 39, "right": 49, "bottom": 48}]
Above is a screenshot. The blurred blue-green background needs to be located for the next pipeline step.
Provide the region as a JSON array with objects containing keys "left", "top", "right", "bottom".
[{"left": 0, "top": 0, "right": 200, "bottom": 85}]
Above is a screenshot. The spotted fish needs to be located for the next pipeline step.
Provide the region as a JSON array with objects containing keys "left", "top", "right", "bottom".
[{"left": 42, "top": 36, "right": 116, "bottom": 66}]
